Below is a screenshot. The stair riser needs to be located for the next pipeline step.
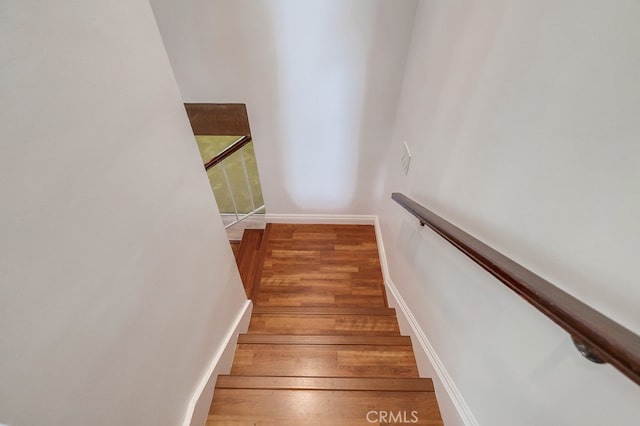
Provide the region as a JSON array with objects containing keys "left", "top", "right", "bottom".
[{"left": 209, "top": 389, "right": 442, "bottom": 426}]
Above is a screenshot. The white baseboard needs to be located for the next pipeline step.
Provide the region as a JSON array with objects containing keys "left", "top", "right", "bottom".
[
  {"left": 183, "top": 300, "right": 253, "bottom": 426},
  {"left": 265, "top": 213, "right": 376, "bottom": 225},
  {"left": 373, "top": 217, "right": 478, "bottom": 426}
]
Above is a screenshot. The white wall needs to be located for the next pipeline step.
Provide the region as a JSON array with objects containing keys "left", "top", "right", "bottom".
[
  {"left": 377, "top": 1, "right": 640, "bottom": 425},
  {"left": 149, "top": 0, "right": 417, "bottom": 215},
  {"left": 0, "top": 1, "right": 247, "bottom": 425}
]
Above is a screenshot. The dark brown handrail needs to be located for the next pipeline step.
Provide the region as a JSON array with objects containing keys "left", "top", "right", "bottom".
[
  {"left": 204, "top": 135, "right": 252, "bottom": 171},
  {"left": 392, "top": 192, "right": 640, "bottom": 386}
]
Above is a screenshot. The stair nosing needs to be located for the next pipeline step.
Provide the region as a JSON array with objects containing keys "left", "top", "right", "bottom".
[
  {"left": 216, "top": 376, "right": 434, "bottom": 392},
  {"left": 251, "top": 306, "right": 396, "bottom": 316},
  {"left": 237, "top": 334, "right": 411, "bottom": 346}
]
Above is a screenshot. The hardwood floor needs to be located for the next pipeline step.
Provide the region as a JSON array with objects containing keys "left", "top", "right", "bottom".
[
  {"left": 211, "top": 224, "right": 443, "bottom": 425},
  {"left": 255, "top": 224, "right": 387, "bottom": 308},
  {"left": 210, "top": 389, "right": 442, "bottom": 426},
  {"left": 231, "top": 339, "right": 419, "bottom": 378},
  {"left": 248, "top": 307, "right": 401, "bottom": 336}
]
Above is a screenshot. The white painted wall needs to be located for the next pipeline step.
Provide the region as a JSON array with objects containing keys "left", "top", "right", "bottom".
[
  {"left": 0, "top": 1, "right": 247, "bottom": 425},
  {"left": 377, "top": 1, "right": 640, "bottom": 425},
  {"left": 149, "top": 0, "right": 417, "bottom": 215}
]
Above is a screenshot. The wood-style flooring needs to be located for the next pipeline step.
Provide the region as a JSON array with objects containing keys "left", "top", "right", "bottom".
[{"left": 211, "top": 223, "right": 443, "bottom": 425}]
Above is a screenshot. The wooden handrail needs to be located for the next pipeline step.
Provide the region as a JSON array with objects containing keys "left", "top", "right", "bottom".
[
  {"left": 392, "top": 192, "right": 640, "bottom": 386},
  {"left": 204, "top": 135, "right": 252, "bottom": 171}
]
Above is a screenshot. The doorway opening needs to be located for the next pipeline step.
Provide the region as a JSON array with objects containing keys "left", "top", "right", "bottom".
[{"left": 185, "top": 104, "right": 265, "bottom": 240}]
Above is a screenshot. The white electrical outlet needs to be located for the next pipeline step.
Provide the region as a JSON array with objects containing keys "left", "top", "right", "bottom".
[{"left": 401, "top": 141, "right": 411, "bottom": 175}]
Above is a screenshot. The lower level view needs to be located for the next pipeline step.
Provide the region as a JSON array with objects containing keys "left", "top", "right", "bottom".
[{"left": 209, "top": 223, "right": 443, "bottom": 425}]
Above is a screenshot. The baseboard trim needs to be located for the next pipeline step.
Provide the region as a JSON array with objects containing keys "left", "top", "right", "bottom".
[
  {"left": 183, "top": 300, "right": 253, "bottom": 426},
  {"left": 373, "top": 217, "right": 478, "bottom": 426},
  {"left": 265, "top": 213, "right": 376, "bottom": 225}
]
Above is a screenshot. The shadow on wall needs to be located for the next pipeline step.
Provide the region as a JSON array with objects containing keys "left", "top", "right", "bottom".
[
  {"left": 357, "top": 1, "right": 418, "bottom": 212},
  {"left": 265, "top": 1, "right": 416, "bottom": 212},
  {"left": 202, "top": 0, "right": 295, "bottom": 213},
  {"left": 150, "top": 0, "right": 417, "bottom": 213},
  {"left": 264, "top": 1, "right": 417, "bottom": 213},
  {"left": 267, "top": 1, "right": 364, "bottom": 210},
  {"left": 148, "top": 0, "right": 290, "bottom": 211}
]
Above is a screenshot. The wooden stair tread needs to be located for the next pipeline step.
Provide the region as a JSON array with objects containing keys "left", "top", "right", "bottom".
[
  {"left": 216, "top": 375, "right": 434, "bottom": 391},
  {"left": 209, "top": 389, "right": 443, "bottom": 425},
  {"left": 232, "top": 341, "right": 419, "bottom": 378},
  {"left": 253, "top": 291, "right": 387, "bottom": 308},
  {"left": 253, "top": 223, "right": 388, "bottom": 308},
  {"left": 237, "top": 334, "right": 411, "bottom": 345},
  {"left": 248, "top": 312, "right": 401, "bottom": 336}
]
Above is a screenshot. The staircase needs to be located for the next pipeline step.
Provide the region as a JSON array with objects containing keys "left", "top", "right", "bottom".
[{"left": 210, "top": 224, "right": 443, "bottom": 425}]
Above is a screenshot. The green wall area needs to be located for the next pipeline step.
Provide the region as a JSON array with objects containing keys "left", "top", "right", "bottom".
[{"left": 195, "top": 135, "right": 264, "bottom": 214}]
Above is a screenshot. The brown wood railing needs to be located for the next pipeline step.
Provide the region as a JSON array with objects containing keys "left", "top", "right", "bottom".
[
  {"left": 204, "top": 135, "right": 252, "bottom": 171},
  {"left": 392, "top": 192, "right": 640, "bottom": 386}
]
